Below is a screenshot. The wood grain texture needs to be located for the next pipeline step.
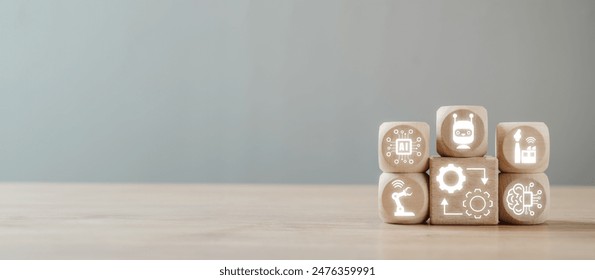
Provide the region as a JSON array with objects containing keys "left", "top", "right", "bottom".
[
  {"left": 436, "top": 105, "right": 488, "bottom": 158},
  {"left": 496, "top": 122, "right": 550, "bottom": 173},
  {"left": 499, "top": 173, "right": 550, "bottom": 224},
  {"left": 378, "top": 173, "right": 429, "bottom": 224},
  {"left": 429, "top": 156, "right": 498, "bottom": 225},
  {"left": 378, "top": 122, "right": 430, "bottom": 173},
  {"left": 0, "top": 183, "right": 594, "bottom": 259}
]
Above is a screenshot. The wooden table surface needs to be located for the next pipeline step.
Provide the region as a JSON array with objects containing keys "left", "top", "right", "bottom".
[{"left": 0, "top": 183, "right": 593, "bottom": 259}]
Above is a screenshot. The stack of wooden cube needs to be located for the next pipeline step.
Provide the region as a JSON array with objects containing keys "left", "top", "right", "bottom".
[
  {"left": 378, "top": 105, "right": 550, "bottom": 225},
  {"left": 378, "top": 122, "right": 430, "bottom": 224},
  {"left": 496, "top": 122, "right": 550, "bottom": 224}
]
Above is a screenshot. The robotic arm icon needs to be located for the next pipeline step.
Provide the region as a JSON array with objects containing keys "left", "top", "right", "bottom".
[{"left": 392, "top": 187, "right": 414, "bottom": 217}]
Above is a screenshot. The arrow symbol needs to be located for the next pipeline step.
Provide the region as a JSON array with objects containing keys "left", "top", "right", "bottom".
[
  {"left": 441, "top": 198, "right": 462, "bottom": 216},
  {"left": 466, "top": 167, "right": 488, "bottom": 185}
]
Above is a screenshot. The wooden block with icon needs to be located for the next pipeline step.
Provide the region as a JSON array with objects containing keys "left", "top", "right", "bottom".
[
  {"left": 429, "top": 156, "right": 499, "bottom": 225},
  {"left": 436, "top": 105, "right": 488, "bottom": 158},
  {"left": 378, "top": 122, "right": 430, "bottom": 173},
  {"left": 378, "top": 172, "right": 429, "bottom": 224},
  {"left": 499, "top": 173, "right": 550, "bottom": 225},
  {"left": 496, "top": 122, "right": 550, "bottom": 173}
]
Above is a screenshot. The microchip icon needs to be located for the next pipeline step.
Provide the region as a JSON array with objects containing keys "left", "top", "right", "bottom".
[{"left": 396, "top": 139, "right": 413, "bottom": 155}]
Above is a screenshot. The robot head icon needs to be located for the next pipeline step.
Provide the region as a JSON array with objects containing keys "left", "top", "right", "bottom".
[{"left": 452, "top": 113, "right": 474, "bottom": 150}]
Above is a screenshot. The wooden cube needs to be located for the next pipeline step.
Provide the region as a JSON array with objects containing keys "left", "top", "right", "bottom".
[
  {"left": 378, "top": 122, "right": 430, "bottom": 173},
  {"left": 429, "top": 156, "right": 498, "bottom": 225},
  {"left": 499, "top": 173, "right": 550, "bottom": 224},
  {"left": 496, "top": 122, "right": 550, "bottom": 173},
  {"left": 436, "top": 106, "right": 488, "bottom": 158},
  {"left": 378, "top": 172, "right": 429, "bottom": 224}
]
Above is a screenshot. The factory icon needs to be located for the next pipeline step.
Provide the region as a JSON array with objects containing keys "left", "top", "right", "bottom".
[{"left": 513, "top": 129, "right": 537, "bottom": 164}]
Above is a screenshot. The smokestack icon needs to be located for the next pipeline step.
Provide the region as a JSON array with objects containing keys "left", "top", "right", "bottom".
[{"left": 514, "top": 129, "right": 537, "bottom": 164}]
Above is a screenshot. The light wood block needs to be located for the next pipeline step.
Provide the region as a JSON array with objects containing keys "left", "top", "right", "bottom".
[
  {"left": 378, "top": 122, "right": 430, "bottom": 173},
  {"left": 378, "top": 172, "right": 429, "bottom": 224},
  {"left": 429, "top": 156, "right": 498, "bottom": 225},
  {"left": 496, "top": 122, "right": 550, "bottom": 173},
  {"left": 436, "top": 106, "right": 488, "bottom": 158},
  {"left": 499, "top": 173, "right": 550, "bottom": 225}
]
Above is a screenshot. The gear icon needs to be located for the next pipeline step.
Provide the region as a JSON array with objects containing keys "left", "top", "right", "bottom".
[
  {"left": 436, "top": 164, "right": 466, "bottom": 193},
  {"left": 463, "top": 188, "right": 494, "bottom": 219}
]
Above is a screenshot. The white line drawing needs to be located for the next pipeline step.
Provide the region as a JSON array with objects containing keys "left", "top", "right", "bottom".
[
  {"left": 466, "top": 167, "right": 488, "bottom": 185},
  {"left": 514, "top": 129, "right": 537, "bottom": 164},
  {"left": 506, "top": 182, "right": 542, "bottom": 216},
  {"left": 385, "top": 128, "right": 423, "bottom": 165},
  {"left": 436, "top": 164, "right": 466, "bottom": 194},
  {"left": 391, "top": 180, "right": 415, "bottom": 217},
  {"left": 396, "top": 138, "right": 413, "bottom": 156},
  {"left": 441, "top": 198, "right": 463, "bottom": 216},
  {"left": 452, "top": 113, "right": 474, "bottom": 150},
  {"left": 462, "top": 188, "right": 494, "bottom": 219}
]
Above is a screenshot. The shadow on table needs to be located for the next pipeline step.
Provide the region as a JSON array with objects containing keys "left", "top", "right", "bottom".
[{"left": 377, "top": 220, "right": 595, "bottom": 259}]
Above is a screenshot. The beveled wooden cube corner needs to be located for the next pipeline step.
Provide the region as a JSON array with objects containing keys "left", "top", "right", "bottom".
[
  {"left": 499, "top": 173, "right": 550, "bottom": 224},
  {"left": 429, "top": 156, "right": 498, "bottom": 225},
  {"left": 496, "top": 122, "right": 550, "bottom": 173},
  {"left": 379, "top": 172, "right": 429, "bottom": 224},
  {"left": 378, "top": 122, "right": 430, "bottom": 173},
  {"left": 436, "top": 106, "right": 488, "bottom": 158}
]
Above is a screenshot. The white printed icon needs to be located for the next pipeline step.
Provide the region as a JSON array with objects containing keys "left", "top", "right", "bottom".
[
  {"left": 462, "top": 188, "right": 494, "bottom": 219},
  {"left": 385, "top": 128, "right": 423, "bottom": 165},
  {"left": 441, "top": 198, "right": 462, "bottom": 216},
  {"left": 436, "top": 164, "right": 466, "bottom": 194},
  {"left": 514, "top": 129, "right": 537, "bottom": 164},
  {"left": 466, "top": 167, "right": 488, "bottom": 185},
  {"left": 391, "top": 180, "right": 415, "bottom": 217},
  {"left": 506, "top": 182, "right": 542, "bottom": 216},
  {"left": 452, "top": 113, "right": 474, "bottom": 150}
]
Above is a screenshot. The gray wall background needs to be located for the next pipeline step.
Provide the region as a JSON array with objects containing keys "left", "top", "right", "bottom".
[{"left": 1, "top": 0, "right": 594, "bottom": 185}]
